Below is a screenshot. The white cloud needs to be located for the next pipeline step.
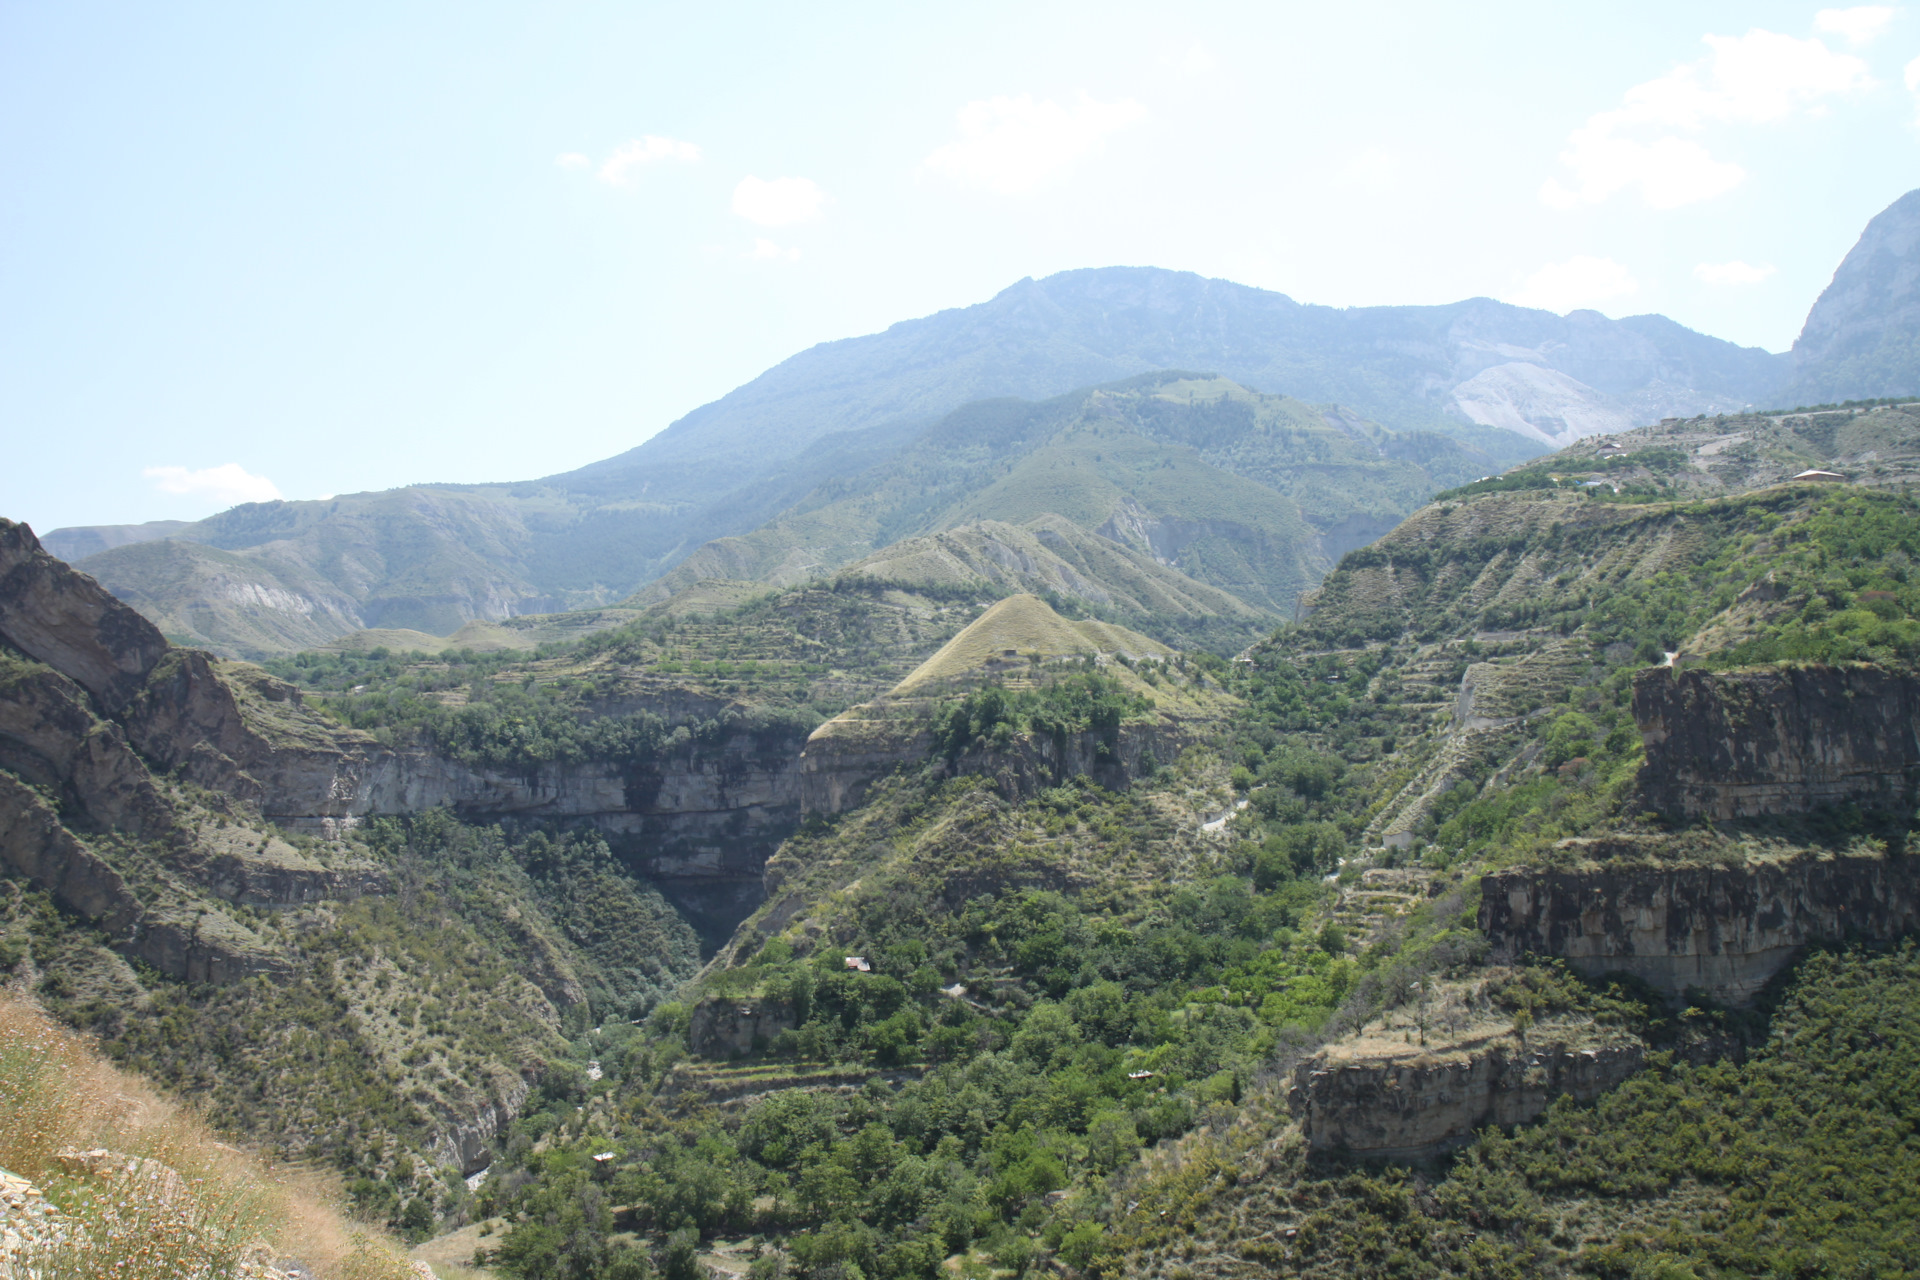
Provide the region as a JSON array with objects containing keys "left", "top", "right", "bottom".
[
  {"left": 746, "top": 237, "right": 801, "bottom": 262},
  {"left": 1815, "top": 6, "right": 1896, "bottom": 44},
  {"left": 1694, "top": 259, "right": 1778, "bottom": 285},
  {"left": 732, "top": 176, "right": 826, "bottom": 226},
  {"left": 144, "top": 464, "right": 282, "bottom": 507},
  {"left": 554, "top": 152, "right": 590, "bottom": 171},
  {"left": 923, "top": 92, "right": 1147, "bottom": 194},
  {"left": 1507, "top": 256, "right": 1640, "bottom": 313},
  {"left": 1540, "top": 134, "right": 1745, "bottom": 210},
  {"left": 1174, "top": 43, "right": 1218, "bottom": 78},
  {"left": 1542, "top": 29, "right": 1874, "bottom": 208},
  {"left": 595, "top": 136, "right": 701, "bottom": 186},
  {"left": 1334, "top": 147, "right": 1398, "bottom": 191}
]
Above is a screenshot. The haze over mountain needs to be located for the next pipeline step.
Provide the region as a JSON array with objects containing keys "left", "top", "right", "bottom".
[
  {"left": 38, "top": 189, "right": 1920, "bottom": 657},
  {"left": 1786, "top": 187, "right": 1920, "bottom": 404},
  {"left": 563, "top": 265, "right": 1785, "bottom": 498},
  {"left": 636, "top": 374, "right": 1491, "bottom": 621}
]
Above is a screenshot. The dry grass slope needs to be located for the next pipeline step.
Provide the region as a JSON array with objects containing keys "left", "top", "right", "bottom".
[
  {"left": 891, "top": 594, "right": 1172, "bottom": 694},
  {"left": 0, "top": 992, "right": 420, "bottom": 1280}
]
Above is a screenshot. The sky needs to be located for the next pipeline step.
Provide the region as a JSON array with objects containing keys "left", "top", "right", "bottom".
[{"left": 4, "top": 2, "right": 1919, "bottom": 533}]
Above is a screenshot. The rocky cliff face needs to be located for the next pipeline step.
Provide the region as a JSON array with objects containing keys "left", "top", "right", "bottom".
[
  {"left": 798, "top": 707, "right": 1183, "bottom": 816},
  {"left": 1, "top": 519, "right": 818, "bottom": 961},
  {"left": 1480, "top": 849, "right": 1920, "bottom": 1002},
  {"left": 0, "top": 599, "right": 378, "bottom": 981},
  {"left": 1635, "top": 664, "right": 1920, "bottom": 820},
  {"left": 428, "top": 1076, "right": 533, "bottom": 1176},
  {"left": 0, "top": 772, "right": 288, "bottom": 982},
  {"left": 798, "top": 712, "right": 934, "bottom": 815},
  {"left": 0, "top": 521, "right": 170, "bottom": 714},
  {"left": 1289, "top": 1033, "right": 1643, "bottom": 1158},
  {"left": 1788, "top": 187, "right": 1920, "bottom": 402}
]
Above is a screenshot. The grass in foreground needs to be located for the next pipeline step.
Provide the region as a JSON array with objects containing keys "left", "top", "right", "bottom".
[{"left": 0, "top": 990, "right": 419, "bottom": 1280}]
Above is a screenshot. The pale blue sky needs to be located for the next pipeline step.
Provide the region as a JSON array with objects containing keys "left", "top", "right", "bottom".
[{"left": 4, "top": 1, "right": 1917, "bottom": 532}]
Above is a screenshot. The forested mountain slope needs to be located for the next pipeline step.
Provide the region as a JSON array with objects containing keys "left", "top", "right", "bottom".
[{"left": 635, "top": 375, "right": 1493, "bottom": 625}]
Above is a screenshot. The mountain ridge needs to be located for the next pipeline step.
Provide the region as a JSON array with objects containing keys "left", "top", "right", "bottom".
[{"left": 54, "top": 189, "right": 1920, "bottom": 662}]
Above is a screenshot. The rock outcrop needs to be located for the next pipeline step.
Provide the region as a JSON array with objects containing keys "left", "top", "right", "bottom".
[
  {"left": 0, "top": 1164, "right": 67, "bottom": 1279},
  {"left": 1787, "top": 186, "right": 1920, "bottom": 402},
  {"left": 428, "top": 1077, "right": 533, "bottom": 1177},
  {"left": 0, "top": 772, "right": 287, "bottom": 983},
  {"left": 1480, "top": 849, "right": 1920, "bottom": 1002},
  {"left": 1289, "top": 1032, "right": 1643, "bottom": 1158},
  {"left": 798, "top": 711, "right": 934, "bottom": 816},
  {"left": 0, "top": 661, "right": 177, "bottom": 841},
  {"left": 0, "top": 521, "right": 170, "bottom": 714},
  {"left": 1635, "top": 664, "right": 1920, "bottom": 820},
  {"left": 688, "top": 995, "right": 798, "bottom": 1059},
  {"left": 798, "top": 707, "right": 1185, "bottom": 816}
]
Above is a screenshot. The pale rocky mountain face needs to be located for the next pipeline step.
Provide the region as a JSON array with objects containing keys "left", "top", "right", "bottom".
[
  {"left": 1788, "top": 187, "right": 1920, "bottom": 403},
  {"left": 1449, "top": 362, "right": 1636, "bottom": 446}
]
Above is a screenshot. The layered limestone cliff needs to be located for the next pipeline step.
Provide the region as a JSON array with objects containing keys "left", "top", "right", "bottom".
[
  {"left": 1480, "top": 848, "right": 1920, "bottom": 1002},
  {"left": 797, "top": 705, "right": 1188, "bottom": 816},
  {"left": 1289, "top": 1030, "right": 1643, "bottom": 1158},
  {"left": 798, "top": 711, "right": 935, "bottom": 815},
  {"left": 0, "top": 521, "right": 170, "bottom": 714},
  {"left": 1635, "top": 663, "right": 1920, "bottom": 819},
  {"left": 0, "top": 773, "right": 287, "bottom": 982},
  {"left": 1, "top": 521, "right": 808, "bottom": 922}
]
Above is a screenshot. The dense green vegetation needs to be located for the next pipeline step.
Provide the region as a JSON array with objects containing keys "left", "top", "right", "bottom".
[
  {"left": 464, "top": 635, "right": 1496, "bottom": 1279},
  {"left": 261, "top": 643, "right": 565, "bottom": 692},
  {"left": 403, "top": 476, "right": 1920, "bottom": 1278},
  {"left": 931, "top": 671, "right": 1153, "bottom": 759},
  {"left": 324, "top": 679, "right": 821, "bottom": 771},
  {"left": 1102, "top": 941, "right": 1920, "bottom": 1279},
  {"left": 1431, "top": 448, "right": 1691, "bottom": 504},
  {"left": 275, "top": 582, "right": 994, "bottom": 768},
  {"left": 1704, "top": 490, "right": 1920, "bottom": 668},
  {"left": 1307, "top": 486, "right": 1920, "bottom": 659}
]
